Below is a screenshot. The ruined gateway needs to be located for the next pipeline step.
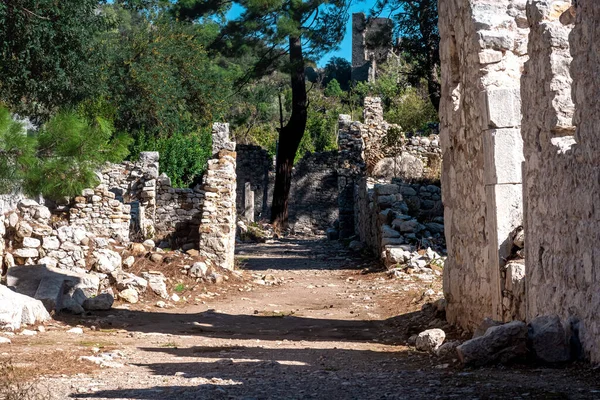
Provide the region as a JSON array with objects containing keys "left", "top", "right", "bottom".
[{"left": 440, "top": 0, "right": 600, "bottom": 362}]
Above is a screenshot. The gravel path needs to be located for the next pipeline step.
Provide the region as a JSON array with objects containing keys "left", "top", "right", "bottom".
[{"left": 5, "top": 237, "right": 600, "bottom": 399}]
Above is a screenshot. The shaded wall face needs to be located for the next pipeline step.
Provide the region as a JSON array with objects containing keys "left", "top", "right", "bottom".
[
  {"left": 523, "top": 0, "right": 600, "bottom": 362},
  {"left": 439, "top": 0, "right": 528, "bottom": 330}
]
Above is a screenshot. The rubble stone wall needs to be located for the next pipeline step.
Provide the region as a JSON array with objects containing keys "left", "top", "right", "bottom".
[
  {"left": 236, "top": 144, "right": 273, "bottom": 221},
  {"left": 288, "top": 151, "right": 339, "bottom": 231},
  {"left": 439, "top": 0, "right": 528, "bottom": 330},
  {"left": 198, "top": 123, "right": 237, "bottom": 270},
  {"left": 523, "top": 0, "right": 600, "bottom": 362}
]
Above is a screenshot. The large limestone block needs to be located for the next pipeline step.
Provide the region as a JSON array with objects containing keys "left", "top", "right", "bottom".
[
  {"left": 0, "top": 285, "right": 51, "bottom": 331},
  {"left": 7, "top": 264, "right": 99, "bottom": 301},
  {"left": 457, "top": 321, "right": 528, "bottom": 366},
  {"left": 483, "top": 128, "right": 524, "bottom": 185},
  {"left": 483, "top": 88, "right": 522, "bottom": 129}
]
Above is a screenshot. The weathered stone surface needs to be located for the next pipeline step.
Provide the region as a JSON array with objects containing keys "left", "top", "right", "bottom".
[
  {"left": 439, "top": 0, "right": 527, "bottom": 330},
  {"left": 142, "top": 272, "right": 169, "bottom": 299},
  {"left": 118, "top": 288, "right": 138, "bottom": 303},
  {"left": 457, "top": 321, "right": 528, "bottom": 366},
  {"left": 473, "top": 317, "right": 503, "bottom": 339},
  {"left": 415, "top": 329, "right": 446, "bottom": 352},
  {"left": 92, "top": 249, "right": 122, "bottom": 274},
  {"left": 0, "top": 285, "right": 51, "bottom": 331},
  {"left": 528, "top": 315, "right": 570, "bottom": 363},
  {"left": 83, "top": 293, "right": 114, "bottom": 311},
  {"left": 189, "top": 262, "right": 209, "bottom": 278}
]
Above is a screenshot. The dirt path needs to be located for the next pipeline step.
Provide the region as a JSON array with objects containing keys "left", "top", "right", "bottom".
[{"left": 4, "top": 237, "right": 600, "bottom": 399}]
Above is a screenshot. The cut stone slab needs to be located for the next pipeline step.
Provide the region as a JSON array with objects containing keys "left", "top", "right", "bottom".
[
  {"left": 83, "top": 293, "right": 115, "bottom": 311},
  {"left": 7, "top": 264, "right": 100, "bottom": 312},
  {"left": 0, "top": 285, "right": 51, "bottom": 331},
  {"left": 457, "top": 321, "right": 528, "bottom": 366}
]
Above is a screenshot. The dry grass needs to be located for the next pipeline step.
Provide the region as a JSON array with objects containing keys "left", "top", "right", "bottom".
[{"left": 0, "top": 359, "right": 50, "bottom": 400}]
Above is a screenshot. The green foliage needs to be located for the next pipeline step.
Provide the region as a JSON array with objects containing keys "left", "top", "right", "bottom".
[
  {"left": 372, "top": 0, "right": 440, "bottom": 110},
  {"left": 386, "top": 86, "right": 438, "bottom": 134},
  {"left": 131, "top": 129, "right": 212, "bottom": 188},
  {"left": 0, "top": 0, "right": 107, "bottom": 118},
  {"left": 0, "top": 109, "right": 36, "bottom": 194},
  {"left": 0, "top": 105, "right": 130, "bottom": 200},
  {"left": 324, "top": 79, "right": 343, "bottom": 98},
  {"left": 323, "top": 57, "right": 352, "bottom": 90},
  {"left": 354, "top": 60, "right": 438, "bottom": 135}
]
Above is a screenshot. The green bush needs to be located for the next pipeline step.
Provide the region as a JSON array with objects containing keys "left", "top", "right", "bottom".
[
  {"left": 130, "top": 129, "right": 212, "bottom": 188},
  {"left": 0, "top": 106, "right": 131, "bottom": 200}
]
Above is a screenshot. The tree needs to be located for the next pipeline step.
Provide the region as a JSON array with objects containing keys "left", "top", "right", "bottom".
[
  {"left": 0, "top": 0, "right": 107, "bottom": 119},
  {"left": 0, "top": 106, "right": 130, "bottom": 200},
  {"left": 323, "top": 57, "right": 352, "bottom": 90},
  {"left": 177, "top": 0, "right": 350, "bottom": 227},
  {"left": 372, "top": 0, "right": 440, "bottom": 111}
]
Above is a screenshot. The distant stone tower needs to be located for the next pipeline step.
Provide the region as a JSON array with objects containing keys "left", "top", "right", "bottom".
[{"left": 351, "top": 13, "right": 393, "bottom": 82}]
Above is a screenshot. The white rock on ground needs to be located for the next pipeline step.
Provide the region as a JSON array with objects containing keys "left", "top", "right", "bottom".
[
  {"left": 119, "top": 288, "right": 139, "bottom": 304},
  {"left": 92, "top": 249, "right": 122, "bottom": 274},
  {"left": 415, "top": 328, "right": 446, "bottom": 352},
  {"left": 0, "top": 285, "right": 51, "bottom": 331}
]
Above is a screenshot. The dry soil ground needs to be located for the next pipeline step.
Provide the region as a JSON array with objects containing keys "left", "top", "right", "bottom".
[{"left": 2, "top": 236, "right": 599, "bottom": 399}]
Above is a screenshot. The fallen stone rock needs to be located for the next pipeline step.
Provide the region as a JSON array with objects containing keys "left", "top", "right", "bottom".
[
  {"left": 457, "top": 321, "right": 528, "bottom": 366},
  {"left": 119, "top": 288, "right": 139, "bottom": 304},
  {"left": 0, "top": 286, "right": 51, "bottom": 331},
  {"left": 150, "top": 253, "right": 164, "bottom": 263},
  {"left": 436, "top": 340, "right": 460, "bottom": 358},
  {"left": 142, "top": 272, "right": 169, "bottom": 299},
  {"left": 129, "top": 243, "right": 147, "bottom": 257},
  {"left": 92, "top": 249, "right": 122, "bottom": 274},
  {"left": 67, "top": 327, "right": 84, "bottom": 334},
  {"left": 122, "top": 256, "right": 135, "bottom": 269},
  {"left": 142, "top": 239, "right": 156, "bottom": 250},
  {"left": 473, "top": 317, "right": 504, "bottom": 338},
  {"left": 416, "top": 328, "right": 446, "bottom": 352},
  {"left": 189, "top": 262, "right": 209, "bottom": 278},
  {"left": 83, "top": 293, "right": 114, "bottom": 311},
  {"left": 528, "top": 315, "right": 570, "bottom": 363},
  {"left": 0, "top": 337, "right": 11, "bottom": 344},
  {"left": 348, "top": 240, "right": 365, "bottom": 251}
]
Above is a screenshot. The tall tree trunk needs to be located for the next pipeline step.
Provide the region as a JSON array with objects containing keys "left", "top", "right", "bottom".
[{"left": 270, "top": 36, "right": 307, "bottom": 228}]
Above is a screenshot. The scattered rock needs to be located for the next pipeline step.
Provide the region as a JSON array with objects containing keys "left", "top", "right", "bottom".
[
  {"left": 149, "top": 253, "right": 164, "bottom": 263},
  {"left": 171, "top": 293, "right": 180, "bottom": 302},
  {"left": 0, "top": 285, "right": 51, "bottom": 331},
  {"left": 142, "top": 272, "right": 169, "bottom": 299},
  {"left": 92, "top": 249, "right": 122, "bottom": 274},
  {"left": 119, "top": 288, "right": 139, "bottom": 304},
  {"left": 348, "top": 240, "right": 365, "bottom": 251},
  {"left": 129, "top": 243, "right": 147, "bottom": 257},
  {"left": 83, "top": 293, "right": 114, "bottom": 311},
  {"left": 473, "top": 317, "right": 503, "bottom": 338},
  {"left": 436, "top": 340, "right": 460, "bottom": 358},
  {"left": 142, "top": 239, "right": 156, "bottom": 250},
  {"left": 457, "top": 321, "right": 528, "bottom": 366},
  {"left": 415, "top": 328, "right": 446, "bottom": 352},
  {"left": 20, "top": 329, "right": 37, "bottom": 336},
  {"left": 156, "top": 301, "right": 166, "bottom": 308},
  {"left": 122, "top": 256, "right": 135, "bottom": 269},
  {"left": 0, "top": 337, "right": 11, "bottom": 344},
  {"left": 67, "top": 327, "right": 84, "bottom": 334},
  {"left": 528, "top": 315, "right": 570, "bottom": 363}
]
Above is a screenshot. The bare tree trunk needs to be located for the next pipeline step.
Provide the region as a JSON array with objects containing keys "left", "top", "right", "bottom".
[{"left": 270, "top": 36, "right": 307, "bottom": 228}]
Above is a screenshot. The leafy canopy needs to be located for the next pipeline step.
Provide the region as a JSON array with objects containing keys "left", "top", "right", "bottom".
[{"left": 0, "top": 106, "right": 130, "bottom": 200}]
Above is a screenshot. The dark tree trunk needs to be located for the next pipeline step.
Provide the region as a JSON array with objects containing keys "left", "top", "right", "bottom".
[{"left": 270, "top": 36, "right": 308, "bottom": 228}]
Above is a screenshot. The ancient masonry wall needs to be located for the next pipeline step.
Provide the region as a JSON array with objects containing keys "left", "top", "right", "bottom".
[
  {"left": 198, "top": 123, "right": 237, "bottom": 270},
  {"left": 1, "top": 123, "right": 237, "bottom": 272},
  {"left": 523, "top": 0, "right": 600, "bottom": 362},
  {"left": 351, "top": 13, "right": 393, "bottom": 82},
  {"left": 337, "top": 97, "right": 444, "bottom": 261},
  {"left": 236, "top": 144, "right": 273, "bottom": 222},
  {"left": 439, "top": 0, "right": 528, "bottom": 330},
  {"left": 288, "top": 151, "right": 339, "bottom": 231}
]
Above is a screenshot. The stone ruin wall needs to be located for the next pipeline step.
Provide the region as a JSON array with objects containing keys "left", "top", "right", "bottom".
[
  {"left": 337, "top": 97, "right": 444, "bottom": 261},
  {"left": 522, "top": 0, "right": 600, "bottom": 362},
  {"left": 0, "top": 123, "right": 238, "bottom": 273},
  {"left": 441, "top": 0, "right": 600, "bottom": 362},
  {"left": 236, "top": 144, "right": 272, "bottom": 221},
  {"left": 351, "top": 13, "right": 394, "bottom": 82},
  {"left": 439, "top": 0, "right": 528, "bottom": 330},
  {"left": 236, "top": 145, "right": 339, "bottom": 232}
]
